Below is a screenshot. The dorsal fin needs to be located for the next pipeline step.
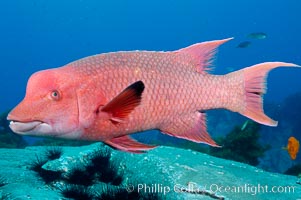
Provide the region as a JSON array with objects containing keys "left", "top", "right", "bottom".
[
  {"left": 100, "top": 81, "right": 145, "bottom": 124},
  {"left": 176, "top": 38, "right": 233, "bottom": 74}
]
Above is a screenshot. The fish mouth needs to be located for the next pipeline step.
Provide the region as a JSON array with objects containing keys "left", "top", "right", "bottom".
[{"left": 9, "top": 120, "right": 45, "bottom": 134}]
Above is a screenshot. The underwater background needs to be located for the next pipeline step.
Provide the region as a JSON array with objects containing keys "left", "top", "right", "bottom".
[{"left": 0, "top": 1, "right": 301, "bottom": 199}]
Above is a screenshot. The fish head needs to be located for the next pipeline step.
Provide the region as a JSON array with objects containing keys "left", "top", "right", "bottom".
[{"left": 7, "top": 68, "right": 83, "bottom": 139}]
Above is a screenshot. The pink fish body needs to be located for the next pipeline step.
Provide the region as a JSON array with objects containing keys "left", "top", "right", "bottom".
[{"left": 7, "top": 38, "right": 300, "bottom": 152}]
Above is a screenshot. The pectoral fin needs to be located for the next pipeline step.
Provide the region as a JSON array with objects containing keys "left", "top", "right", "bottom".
[
  {"left": 105, "top": 135, "right": 157, "bottom": 153},
  {"left": 100, "top": 81, "right": 145, "bottom": 124}
]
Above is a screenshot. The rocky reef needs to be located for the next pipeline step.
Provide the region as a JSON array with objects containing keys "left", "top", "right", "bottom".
[
  {"left": 258, "top": 92, "right": 301, "bottom": 173},
  {"left": 209, "top": 121, "right": 270, "bottom": 166},
  {"left": 0, "top": 111, "right": 27, "bottom": 149},
  {"left": 0, "top": 143, "right": 299, "bottom": 200}
]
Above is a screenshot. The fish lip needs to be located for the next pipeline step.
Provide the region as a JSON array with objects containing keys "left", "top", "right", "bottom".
[{"left": 9, "top": 120, "right": 44, "bottom": 134}]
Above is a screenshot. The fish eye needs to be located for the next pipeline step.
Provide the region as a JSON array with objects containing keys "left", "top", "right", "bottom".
[{"left": 50, "top": 90, "right": 61, "bottom": 101}]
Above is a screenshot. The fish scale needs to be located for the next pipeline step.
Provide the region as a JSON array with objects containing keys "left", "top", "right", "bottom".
[{"left": 68, "top": 51, "right": 244, "bottom": 138}]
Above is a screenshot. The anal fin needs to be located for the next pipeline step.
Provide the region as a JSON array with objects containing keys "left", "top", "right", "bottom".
[
  {"left": 160, "top": 112, "right": 220, "bottom": 147},
  {"left": 105, "top": 135, "right": 157, "bottom": 153}
]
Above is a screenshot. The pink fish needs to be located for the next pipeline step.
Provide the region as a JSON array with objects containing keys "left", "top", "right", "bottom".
[{"left": 7, "top": 38, "right": 300, "bottom": 153}]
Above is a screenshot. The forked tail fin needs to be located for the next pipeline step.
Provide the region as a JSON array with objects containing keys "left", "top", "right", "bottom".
[{"left": 230, "top": 62, "right": 300, "bottom": 126}]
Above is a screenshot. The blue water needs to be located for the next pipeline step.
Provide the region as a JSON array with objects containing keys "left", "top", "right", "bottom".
[
  {"left": 1, "top": 0, "right": 301, "bottom": 112},
  {"left": 0, "top": 0, "right": 301, "bottom": 175}
]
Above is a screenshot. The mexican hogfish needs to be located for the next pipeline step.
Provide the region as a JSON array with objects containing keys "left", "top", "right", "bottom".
[{"left": 7, "top": 38, "right": 299, "bottom": 153}]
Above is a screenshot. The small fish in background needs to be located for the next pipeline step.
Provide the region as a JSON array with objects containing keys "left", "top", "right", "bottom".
[
  {"left": 240, "top": 120, "right": 249, "bottom": 131},
  {"left": 247, "top": 32, "right": 267, "bottom": 40},
  {"left": 225, "top": 66, "right": 235, "bottom": 72},
  {"left": 236, "top": 32, "right": 267, "bottom": 49},
  {"left": 236, "top": 41, "right": 251, "bottom": 48},
  {"left": 283, "top": 136, "right": 300, "bottom": 160}
]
